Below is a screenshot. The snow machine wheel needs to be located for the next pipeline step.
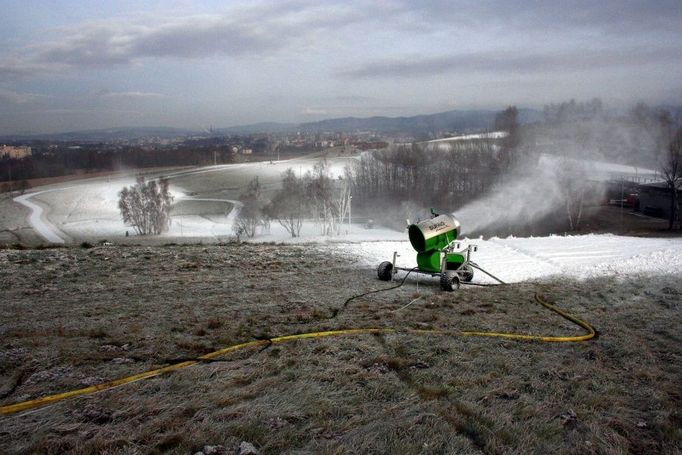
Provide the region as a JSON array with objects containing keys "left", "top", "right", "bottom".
[
  {"left": 440, "top": 271, "right": 460, "bottom": 292},
  {"left": 377, "top": 261, "right": 393, "bottom": 281},
  {"left": 459, "top": 264, "right": 474, "bottom": 282}
]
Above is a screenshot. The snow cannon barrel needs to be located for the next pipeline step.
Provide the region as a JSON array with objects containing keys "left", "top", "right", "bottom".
[{"left": 408, "top": 214, "right": 461, "bottom": 252}]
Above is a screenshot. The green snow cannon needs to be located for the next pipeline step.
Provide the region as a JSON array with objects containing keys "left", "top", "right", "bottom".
[
  {"left": 377, "top": 209, "right": 476, "bottom": 291},
  {"left": 408, "top": 213, "right": 465, "bottom": 273}
]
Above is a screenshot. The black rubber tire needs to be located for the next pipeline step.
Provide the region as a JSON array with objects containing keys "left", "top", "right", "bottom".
[
  {"left": 459, "top": 264, "right": 474, "bottom": 282},
  {"left": 377, "top": 261, "right": 393, "bottom": 281},
  {"left": 440, "top": 270, "right": 460, "bottom": 292}
]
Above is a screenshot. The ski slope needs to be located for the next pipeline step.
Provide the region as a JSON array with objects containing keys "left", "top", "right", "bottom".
[
  {"left": 330, "top": 234, "right": 682, "bottom": 283},
  {"left": 9, "top": 153, "right": 682, "bottom": 284},
  {"left": 11, "top": 156, "right": 352, "bottom": 243}
]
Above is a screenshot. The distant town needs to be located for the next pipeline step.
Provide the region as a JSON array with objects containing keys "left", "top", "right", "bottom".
[{"left": 0, "top": 129, "right": 399, "bottom": 189}]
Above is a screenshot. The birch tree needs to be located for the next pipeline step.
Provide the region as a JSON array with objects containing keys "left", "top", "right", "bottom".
[{"left": 119, "top": 176, "right": 173, "bottom": 235}]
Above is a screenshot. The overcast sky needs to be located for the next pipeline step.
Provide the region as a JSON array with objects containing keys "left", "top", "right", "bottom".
[{"left": 1, "top": 0, "right": 681, "bottom": 134}]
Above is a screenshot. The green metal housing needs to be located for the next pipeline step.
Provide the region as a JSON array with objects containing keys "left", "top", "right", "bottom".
[
  {"left": 408, "top": 214, "right": 460, "bottom": 252},
  {"left": 416, "top": 251, "right": 466, "bottom": 273},
  {"left": 408, "top": 214, "right": 464, "bottom": 273}
]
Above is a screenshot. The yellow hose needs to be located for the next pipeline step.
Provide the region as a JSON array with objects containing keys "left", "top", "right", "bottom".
[
  {"left": 0, "top": 293, "right": 595, "bottom": 416},
  {"left": 459, "top": 293, "right": 597, "bottom": 342}
]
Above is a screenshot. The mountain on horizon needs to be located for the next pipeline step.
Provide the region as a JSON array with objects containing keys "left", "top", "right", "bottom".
[
  {"left": 223, "top": 108, "right": 543, "bottom": 135},
  {"left": 0, "top": 107, "right": 554, "bottom": 141},
  {"left": 216, "top": 121, "right": 297, "bottom": 135},
  {"left": 298, "top": 109, "right": 497, "bottom": 134},
  {"left": 0, "top": 126, "right": 196, "bottom": 142}
]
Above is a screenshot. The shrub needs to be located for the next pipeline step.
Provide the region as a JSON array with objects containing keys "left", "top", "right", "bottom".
[
  {"left": 233, "top": 177, "right": 267, "bottom": 238},
  {"left": 119, "top": 176, "right": 173, "bottom": 235},
  {"left": 264, "top": 168, "right": 307, "bottom": 237}
]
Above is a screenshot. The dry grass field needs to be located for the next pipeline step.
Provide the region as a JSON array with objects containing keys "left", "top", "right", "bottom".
[{"left": 1, "top": 243, "right": 681, "bottom": 454}]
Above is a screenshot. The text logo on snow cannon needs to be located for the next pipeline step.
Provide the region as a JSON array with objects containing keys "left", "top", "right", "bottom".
[{"left": 408, "top": 213, "right": 461, "bottom": 252}]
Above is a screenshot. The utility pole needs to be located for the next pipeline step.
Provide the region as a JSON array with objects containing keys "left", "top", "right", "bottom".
[{"left": 214, "top": 150, "right": 217, "bottom": 166}]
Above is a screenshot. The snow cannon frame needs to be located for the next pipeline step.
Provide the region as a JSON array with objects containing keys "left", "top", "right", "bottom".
[{"left": 377, "top": 210, "right": 478, "bottom": 291}]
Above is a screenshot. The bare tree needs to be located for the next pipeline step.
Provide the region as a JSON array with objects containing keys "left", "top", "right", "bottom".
[
  {"left": 233, "top": 176, "right": 266, "bottom": 238},
  {"left": 264, "top": 168, "right": 307, "bottom": 237},
  {"left": 335, "top": 167, "right": 352, "bottom": 233},
  {"left": 494, "top": 106, "right": 521, "bottom": 173},
  {"left": 557, "top": 158, "right": 588, "bottom": 231},
  {"left": 304, "top": 160, "right": 353, "bottom": 236},
  {"left": 306, "top": 160, "right": 336, "bottom": 235},
  {"left": 119, "top": 176, "right": 173, "bottom": 235},
  {"left": 349, "top": 136, "right": 500, "bottom": 222},
  {"left": 660, "top": 129, "right": 682, "bottom": 230}
]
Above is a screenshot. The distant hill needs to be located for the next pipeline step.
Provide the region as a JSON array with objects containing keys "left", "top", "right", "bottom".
[
  {"left": 0, "top": 107, "right": 566, "bottom": 141},
  {"left": 0, "top": 127, "right": 196, "bottom": 142},
  {"left": 259, "top": 108, "right": 542, "bottom": 134},
  {"left": 297, "top": 110, "right": 499, "bottom": 134},
  {"left": 213, "top": 110, "right": 512, "bottom": 135},
  {"left": 216, "top": 122, "right": 297, "bottom": 135}
]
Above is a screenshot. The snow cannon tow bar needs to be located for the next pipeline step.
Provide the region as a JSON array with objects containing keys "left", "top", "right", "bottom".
[{"left": 377, "top": 209, "right": 478, "bottom": 291}]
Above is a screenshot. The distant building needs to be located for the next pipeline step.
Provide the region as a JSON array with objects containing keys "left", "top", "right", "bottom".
[
  {"left": 0, "top": 145, "right": 32, "bottom": 159},
  {"left": 316, "top": 140, "right": 334, "bottom": 148},
  {"left": 638, "top": 182, "right": 681, "bottom": 219}
]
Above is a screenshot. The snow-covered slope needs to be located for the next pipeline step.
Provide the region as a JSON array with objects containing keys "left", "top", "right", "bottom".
[{"left": 330, "top": 234, "right": 682, "bottom": 283}]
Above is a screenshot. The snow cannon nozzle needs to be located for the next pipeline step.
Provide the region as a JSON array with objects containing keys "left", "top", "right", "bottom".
[{"left": 408, "top": 213, "right": 461, "bottom": 253}]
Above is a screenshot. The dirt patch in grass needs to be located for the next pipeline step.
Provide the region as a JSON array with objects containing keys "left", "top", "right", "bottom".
[{"left": 0, "top": 243, "right": 680, "bottom": 454}]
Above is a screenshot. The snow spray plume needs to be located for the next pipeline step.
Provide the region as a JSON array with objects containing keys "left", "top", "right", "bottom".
[
  {"left": 455, "top": 156, "right": 567, "bottom": 234},
  {"left": 455, "top": 101, "right": 680, "bottom": 235}
]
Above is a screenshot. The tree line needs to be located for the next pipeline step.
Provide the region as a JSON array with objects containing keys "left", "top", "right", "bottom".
[
  {"left": 233, "top": 161, "right": 351, "bottom": 239},
  {"left": 114, "top": 101, "right": 681, "bottom": 236},
  {"left": 0, "top": 144, "right": 237, "bottom": 185},
  {"left": 349, "top": 107, "right": 522, "bottom": 228}
]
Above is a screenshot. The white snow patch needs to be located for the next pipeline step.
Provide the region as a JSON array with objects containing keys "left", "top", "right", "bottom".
[
  {"left": 246, "top": 222, "right": 405, "bottom": 244},
  {"left": 427, "top": 131, "right": 508, "bottom": 143},
  {"left": 329, "top": 234, "right": 682, "bottom": 283},
  {"left": 14, "top": 189, "right": 72, "bottom": 243}
]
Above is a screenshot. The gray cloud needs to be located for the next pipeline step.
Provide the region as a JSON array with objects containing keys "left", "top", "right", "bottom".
[
  {"left": 0, "top": 88, "right": 50, "bottom": 105},
  {"left": 340, "top": 46, "right": 682, "bottom": 79},
  {"left": 98, "top": 90, "right": 166, "bottom": 99},
  {"left": 0, "top": 60, "right": 53, "bottom": 81},
  {"left": 7, "top": 1, "right": 679, "bottom": 76},
  {"left": 21, "top": 1, "right": 362, "bottom": 69},
  {"left": 1, "top": 0, "right": 680, "bottom": 133},
  {"left": 395, "top": 0, "right": 682, "bottom": 35}
]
